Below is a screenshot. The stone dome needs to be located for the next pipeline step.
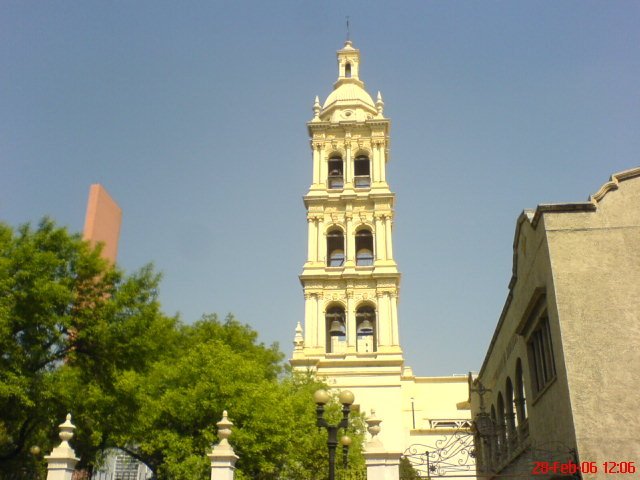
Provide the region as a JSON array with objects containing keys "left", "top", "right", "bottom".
[{"left": 323, "top": 81, "right": 376, "bottom": 111}]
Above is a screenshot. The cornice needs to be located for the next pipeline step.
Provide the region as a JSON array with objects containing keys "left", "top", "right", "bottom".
[
  {"left": 589, "top": 166, "right": 640, "bottom": 203},
  {"left": 478, "top": 166, "right": 640, "bottom": 378}
]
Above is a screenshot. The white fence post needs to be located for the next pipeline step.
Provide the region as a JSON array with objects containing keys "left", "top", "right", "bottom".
[
  {"left": 207, "top": 410, "right": 239, "bottom": 480},
  {"left": 45, "top": 414, "right": 80, "bottom": 480},
  {"left": 363, "top": 410, "right": 401, "bottom": 480}
]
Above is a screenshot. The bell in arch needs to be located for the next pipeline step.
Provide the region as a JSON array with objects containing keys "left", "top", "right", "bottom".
[
  {"left": 329, "top": 319, "right": 346, "bottom": 337},
  {"left": 357, "top": 318, "right": 374, "bottom": 335}
]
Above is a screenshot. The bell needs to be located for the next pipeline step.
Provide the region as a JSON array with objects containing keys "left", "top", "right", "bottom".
[
  {"left": 329, "top": 319, "right": 346, "bottom": 336},
  {"left": 357, "top": 319, "right": 374, "bottom": 335}
]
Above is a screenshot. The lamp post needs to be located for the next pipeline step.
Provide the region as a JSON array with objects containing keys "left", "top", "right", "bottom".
[{"left": 314, "top": 389, "right": 355, "bottom": 480}]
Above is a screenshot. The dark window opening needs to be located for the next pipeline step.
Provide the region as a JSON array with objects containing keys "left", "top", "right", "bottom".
[
  {"left": 327, "top": 229, "right": 345, "bottom": 267},
  {"left": 496, "top": 393, "right": 506, "bottom": 457},
  {"left": 527, "top": 316, "right": 556, "bottom": 395},
  {"left": 490, "top": 405, "right": 498, "bottom": 465},
  {"left": 505, "top": 377, "right": 516, "bottom": 450},
  {"left": 355, "top": 229, "right": 374, "bottom": 266},
  {"left": 356, "top": 306, "right": 376, "bottom": 352},
  {"left": 326, "top": 306, "right": 346, "bottom": 353},
  {"left": 345, "top": 63, "right": 352, "bottom": 78},
  {"left": 328, "top": 157, "right": 344, "bottom": 189},
  {"left": 515, "top": 358, "right": 528, "bottom": 425},
  {"left": 354, "top": 155, "right": 370, "bottom": 187}
]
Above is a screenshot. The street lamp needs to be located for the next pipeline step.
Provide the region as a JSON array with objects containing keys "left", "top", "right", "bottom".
[{"left": 314, "top": 389, "right": 355, "bottom": 480}]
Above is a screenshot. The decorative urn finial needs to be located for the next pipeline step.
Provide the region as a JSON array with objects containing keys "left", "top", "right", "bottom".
[
  {"left": 58, "top": 413, "right": 76, "bottom": 446},
  {"left": 216, "top": 410, "right": 234, "bottom": 448}
]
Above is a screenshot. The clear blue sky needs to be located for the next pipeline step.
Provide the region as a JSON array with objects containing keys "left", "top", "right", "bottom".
[{"left": 2, "top": 1, "right": 638, "bottom": 375}]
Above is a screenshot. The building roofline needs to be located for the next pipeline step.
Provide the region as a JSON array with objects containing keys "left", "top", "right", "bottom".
[{"left": 478, "top": 166, "right": 640, "bottom": 377}]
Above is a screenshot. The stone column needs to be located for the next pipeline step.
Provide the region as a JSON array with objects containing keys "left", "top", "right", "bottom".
[
  {"left": 390, "top": 292, "right": 399, "bottom": 346},
  {"left": 384, "top": 215, "right": 394, "bottom": 260},
  {"left": 318, "top": 218, "right": 326, "bottom": 265},
  {"left": 45, "top": 414, "right": 79, "bottom": 480},
  {"left": 304, "top": 294, "right": 314, "bottom": 347},
  {"left": 372, "top": 141, "right": 381, "bottom": 183},
  {"left": 319, "top": 144, "right": 327, "bottom": 186},
  {"left": 345, "top": 140, "right": 352, "bottom": 184},
  {"left": 379, "top": 142, "right": 387, "bottom": 183},
  {"left": 374, "top": 214, "right": 385, "bottom": 261},
  {"left": 346, "top": 291, "right": 356, "bottom": 349},
  {"left": 307, "top": 216, "right": 318, "bottom": 262},
  {"left": 312, "top": 142, "right": 321, "bottom": 185},
  {"left": 317, "top": 294, "right": 325, "bottom": 350},
  {"left": 345, "top": 213, "right": 354, "bottom": 265},
  {"left": 377, "top": 292, "right": 392, "bottom": 347},
  {"left": 363, "top": 411, "right": 401, "bottom": 480},
  {"left": 208, "top": 411, "right": 239, "bottom": 480}
]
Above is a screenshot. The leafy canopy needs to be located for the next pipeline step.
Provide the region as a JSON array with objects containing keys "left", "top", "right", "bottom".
[{"left": 0, "top": 219, "right": 365, "bottom": 479}]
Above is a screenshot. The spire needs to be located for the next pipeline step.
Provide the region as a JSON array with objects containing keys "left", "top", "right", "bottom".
[
  {"left": 294, "top": 321, "right": 304, "bottom": 351},
  {"left": 376, "top": 91, "right": 384, "bottom": 117},
  {"left": 346, "top": 16, "right": 350, "bottom": 42}
]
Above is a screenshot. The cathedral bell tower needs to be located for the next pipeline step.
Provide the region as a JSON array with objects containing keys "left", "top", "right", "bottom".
[{"left": 291, "top": 41, "right": 403, "bottom": 375}]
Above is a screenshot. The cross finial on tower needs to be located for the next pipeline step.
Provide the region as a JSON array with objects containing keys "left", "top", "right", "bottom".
[{"left": 346, "top": 16, "right": 350, "bottom": 41}]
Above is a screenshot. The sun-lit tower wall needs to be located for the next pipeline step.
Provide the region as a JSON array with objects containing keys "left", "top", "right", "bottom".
[
  {"left": 290, "top": 42, "right": 476, "bottom": 469},
  {"left": 292, "top": 40, "right": 403, "bottom": 369}
]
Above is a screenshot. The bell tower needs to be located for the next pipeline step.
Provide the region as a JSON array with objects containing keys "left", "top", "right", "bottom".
[
  {"left": 290, "top": 42, "right": 475, "bottom": 460},
  {"left": 291, "top": 40, "right": 403, "bottom": 376}
]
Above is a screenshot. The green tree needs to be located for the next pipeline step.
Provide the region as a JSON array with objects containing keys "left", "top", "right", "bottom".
[
  {"left": 112, "top": 315, "right": 366, "bottom": 479},
  {"left": 0, "top": 219, "right": 366, "bottom": 479},
  {"left": 0, "top": 219, "right": 176, "bottom": 476}
]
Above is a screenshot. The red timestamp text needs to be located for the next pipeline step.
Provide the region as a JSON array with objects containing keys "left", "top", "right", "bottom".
[{"left": 532, "top": 461, "right": 637, "bottom": 475}]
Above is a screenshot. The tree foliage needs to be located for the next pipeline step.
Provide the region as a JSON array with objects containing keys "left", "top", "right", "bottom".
[
  {"left": 109, "top": 315, "right": 366, "bottom": 479},
  {"left": 0, "top": 218, "right": 175, "bottom": 476},
  {"left": 0, "top": 219, "right": 366, "bottom": 479}
]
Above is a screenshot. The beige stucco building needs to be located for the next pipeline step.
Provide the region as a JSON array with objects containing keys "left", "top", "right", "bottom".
[
  {"left": 470, "top": 168, "right": 640, "bottom": 479},
  {"left": 290, "top": 41, "right": 474, "bottom": 475}
]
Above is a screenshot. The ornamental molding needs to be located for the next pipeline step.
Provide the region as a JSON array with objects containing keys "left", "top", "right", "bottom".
[{"left": 589, "top": 166, "right": 640, "bottom": 203}]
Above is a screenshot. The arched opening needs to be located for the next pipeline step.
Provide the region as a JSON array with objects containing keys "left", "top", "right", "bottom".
[
  {"left": 515, "top": 358, "right": 528, "bottom": 440},
  {"left": 328, "top": 155, "right": 344, "bottom": 189},
  {"left": 354, "top": 155, "right": 370, "bottom": 187},
  {"left": 326, "top": 228, "right": 345, "bottom": 267},
  {"left": 505, "top": 377, "right": 516, "bottom": 452},
  {"left": 355, "top": 228, "right": 374, "bottom": 266},
  {"left": 490, "top": 405, "right": 498, "bottom": 466},
  {"left": 355, "top": 305, "right": 376, "bottom": 352},
  {"left": 326, "top": 305, "right": 346, "bottom": 353},
  {"left": 345, "top": 62, "right": 352, "bottom": 78},
  {"left": 496, "top": 393, "right": 506, "bottom": 458}
]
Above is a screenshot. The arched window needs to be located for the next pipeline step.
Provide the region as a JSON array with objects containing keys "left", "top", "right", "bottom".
[
  {"left": 355, "top": 228, "right": 374, "bottom": 266},
  {"left": 490, "top": 405, "right": 498, "bottom": 466},
  {"left": 327, "top": 228, "right": 345, "bottom": 267},
  {"left": 326, "top": 305, "right": 346, "bottom": 353},
  {"left": 505, "top": 377, "right": 516, "bottom": 452},
  {"left": 355, "top": 305, "right": 376, "bottom": 352},
  {"left": 328, "top": 155, "right": 344, "bottom": 189},
  {"left": 354, "top": 155, "right": 370, "bottom": 187},
  {"left": 515, "top": 358, "right": 528, "bottom": 439},
  {"left": 496, "top": 393, "right": 506, "bottom": 457},
  {"left": 345, "top": 62, "right": 352, "bottom": 78}
]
